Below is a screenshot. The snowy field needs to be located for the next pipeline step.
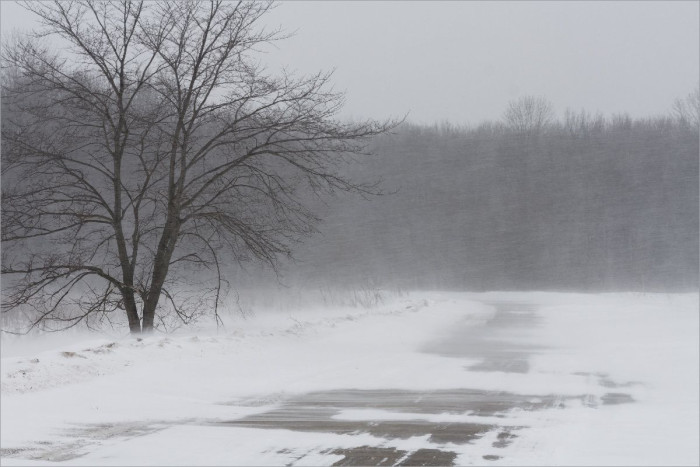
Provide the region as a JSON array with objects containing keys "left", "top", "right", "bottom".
[{"left": 1, "top": 291, "right": 698, "bottom": 466}]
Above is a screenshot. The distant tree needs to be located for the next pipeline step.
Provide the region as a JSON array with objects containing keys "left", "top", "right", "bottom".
[
  {"left": 610, "top": 112, "right": 633, "bottom": 131},
  {"left": 562, "top": 108, "right": 605, "bottom": 138},
  {"left": 1, "top": 0, "right": 393, "bottom": 334},
  {"left": 503, "top": 95, "right": 554, "bottom": 135},
  {"left": 672, "top": 86, "right": 700, "bottom": 128}
]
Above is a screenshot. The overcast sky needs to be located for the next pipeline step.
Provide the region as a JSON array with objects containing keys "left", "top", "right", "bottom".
[{"left": 2, "top": 1, "right": 698, "bottom": 125}]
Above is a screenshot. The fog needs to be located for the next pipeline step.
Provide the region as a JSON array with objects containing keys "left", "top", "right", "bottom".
[
  {"left": 263, "top": 1, "right": 699, "bottom": 293},
  {"left": 1, "top": 4, "right": 699, "bottom": 465},
  {"left": 0, "top": 1, "right": 698, "bottom": 335}
]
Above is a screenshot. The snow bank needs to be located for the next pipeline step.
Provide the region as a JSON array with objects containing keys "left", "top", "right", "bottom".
[{"left": 1, "top": 293, "right": 488, "bottom": 449}]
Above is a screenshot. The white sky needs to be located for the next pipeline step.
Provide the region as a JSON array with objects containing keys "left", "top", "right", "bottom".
[{"left": 1, "top": 1, "right": 698, "bottom": 125}]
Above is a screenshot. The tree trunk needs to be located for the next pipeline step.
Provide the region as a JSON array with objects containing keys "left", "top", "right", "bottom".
[
  {"left": 122, "top": 290, "right": 142, "bottom": 334},
  {"left": 141, "top": 283, "right": 160, "bottom": 333},
  {"left": 141, "top": 220, "right": 179, "bottom": 333}
]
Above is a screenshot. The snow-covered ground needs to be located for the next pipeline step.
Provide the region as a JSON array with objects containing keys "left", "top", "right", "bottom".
[{"left": 1, "top": 291, "right": 698, "bottom": 466}]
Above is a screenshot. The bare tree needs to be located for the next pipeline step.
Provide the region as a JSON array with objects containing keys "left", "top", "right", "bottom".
[
  {"left": 1, "top": 0, "right": 393, "bottom": 334},
  {"left": 503, "top": 95, "right": 554, "bottom": 136},
  {"left": 672, "top": 86, "right": 700, "bottom": 128},
  {"left": 562, "top": 108, "right": 605, "bottom": 138}
]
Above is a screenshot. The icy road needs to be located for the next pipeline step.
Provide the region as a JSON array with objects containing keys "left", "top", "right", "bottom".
[{"left": 1, "top": 292, "right": 698, "bottom": 466}]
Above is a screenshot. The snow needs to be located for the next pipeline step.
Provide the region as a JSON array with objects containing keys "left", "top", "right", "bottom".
[{"left": 1, "top": 291, "right": 698, "bottom": 465}]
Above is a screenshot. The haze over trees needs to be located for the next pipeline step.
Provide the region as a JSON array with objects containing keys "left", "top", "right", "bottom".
[
  {"left": 291, "top": 94, "right": 698, "bottom": 292},
  {"left": 1, "top": 0, "right": 391, "bottom": 334},
  {"left": 1, "top": 1, "right": 697, "bottom": 336}
]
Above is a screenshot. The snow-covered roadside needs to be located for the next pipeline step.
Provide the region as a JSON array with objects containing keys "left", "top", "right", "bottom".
[
  {"left": 502, "top": 292, "right": 700, "bottom": 466},
  {"left": 1, "top": 293, "right": 489, "bottom": 460},
  {"left": 1, "top": 293, "right": 489, "bottom": 395},
  {"left": 1, "top": 291, "right": 698, "bottom": 466}
]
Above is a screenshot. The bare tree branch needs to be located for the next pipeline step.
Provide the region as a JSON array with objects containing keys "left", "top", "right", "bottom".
[{"left": 2, "top": 0, "right": 396, "bottom": 334}]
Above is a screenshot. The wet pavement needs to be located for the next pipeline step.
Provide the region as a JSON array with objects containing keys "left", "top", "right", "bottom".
[
  {"left": 218, "top": 388, "right": 547, "bottom": 444},
  {"left": 213, "top": 301, "right": 605, "bottom": 465},
  {"left": 328, "top": 447, "right": 458, "bottom": 466}
]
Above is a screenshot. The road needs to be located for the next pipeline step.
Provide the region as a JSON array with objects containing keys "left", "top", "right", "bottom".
[
  {"left": 2, "top": 296, "right": 649, "bottom": 466},
  {"left": 211, "top": 300, "right": 631, "bottom": 465}
]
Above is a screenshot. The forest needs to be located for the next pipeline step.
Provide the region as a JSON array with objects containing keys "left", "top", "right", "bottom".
[{"left": 288, "top": 101, "right": 699, "bottom": 292}]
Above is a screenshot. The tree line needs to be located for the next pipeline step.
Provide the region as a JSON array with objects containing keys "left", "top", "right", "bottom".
[{"left": 291, "top": 95, "right": 699, "bottom": 292}]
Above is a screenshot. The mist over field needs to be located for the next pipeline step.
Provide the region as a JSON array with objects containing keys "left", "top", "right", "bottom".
[{"left": 1, "top": 1, "right": 698, "bottom": 466}]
